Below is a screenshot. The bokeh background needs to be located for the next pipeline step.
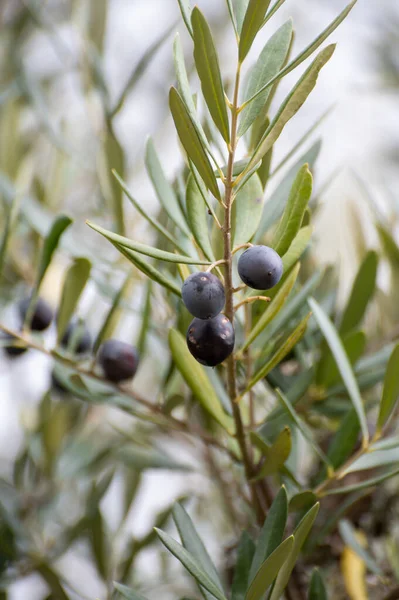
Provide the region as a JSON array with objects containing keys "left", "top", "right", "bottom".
[{"left": 1, "top": 0, "right": 399, "bottom": 598}]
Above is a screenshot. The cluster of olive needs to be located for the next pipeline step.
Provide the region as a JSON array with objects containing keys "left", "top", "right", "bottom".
[
  {"left": 182, "top": 246, "right": 283, "bottom": 366},
  {"left": 2, "top": 295, "right": 139, "bottom": 387}
]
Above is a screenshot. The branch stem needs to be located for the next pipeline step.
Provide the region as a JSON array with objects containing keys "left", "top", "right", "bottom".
[
  {"left": 0, "top": 323, "right": 238, "bottom": 462},
  {"left": 223, "top": 63, "right": 264, "bottom": 524}
]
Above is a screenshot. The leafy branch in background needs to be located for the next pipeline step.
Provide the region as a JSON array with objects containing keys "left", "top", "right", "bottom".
[{"left": 2, "top": 0, "right": 399, "bottom": 599}]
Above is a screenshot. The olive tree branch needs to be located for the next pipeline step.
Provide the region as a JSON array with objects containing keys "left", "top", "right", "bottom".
[
  {"left": 222, "top": 62, "right": 265, "bottom": 524},
  {"left": 0, "top": 323, "right": 239, "bottom": 462}
]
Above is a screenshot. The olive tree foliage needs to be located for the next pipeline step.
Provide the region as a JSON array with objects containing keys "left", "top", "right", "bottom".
[{"left": 2, "top": 1, "right": 399, "bottom": 599}]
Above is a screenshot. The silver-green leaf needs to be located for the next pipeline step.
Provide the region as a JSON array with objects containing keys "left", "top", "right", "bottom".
[
  {"left": 238, "top": 19, "right": 293, "bottom": 136},
  {"left": 169, "top": 86, "right": 221, "bottom": 200},
  {"left": 192, "top": 7, "right": 230, "bottom": 143},
  {"left": 308, "top": 297, "right": 369, "bottom": 445}
]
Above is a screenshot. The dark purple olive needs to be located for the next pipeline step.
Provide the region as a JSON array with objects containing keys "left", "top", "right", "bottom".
[
  {"left": 98, "top": 339, "right": 139, "bottom": 383},
  {"left": 18, "top": 296, "right": 54, "bottom": 331},
  {"left": 182, "top": 272, "right": 225, "bottom": 319},
  {"left": 61, "top": 321, "right": 92, "bottom": 355},
  {"left": 186, "top": 314, "right": 235, "bottom": 367},
  {"left": 237, "top": 246, "right": 283, "bottom": 290},
  {"left": 1, "top": 332, "right": 28, "bottom": 357}
]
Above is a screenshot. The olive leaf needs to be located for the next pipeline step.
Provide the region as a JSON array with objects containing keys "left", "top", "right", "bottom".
[
  {"left": 155, "top": 529, "right": 228, "bottom": 600},
  {"left": 145, "top": 138, "right": 191, "bottom": 236},
  {"left": 232, "top": 173, "right": 264, "bottom": 246},
  {"left": 308, "top": 297, "right": 369, "bottom": 446},
  {"left": 87, "top": 221, "right": 209, "bottom": 265},
  {"left": 57, "top": 258, "right": 91, "bottom": 342},
  {"left": 272, "top": 164, "right": 313, "bottom": 256},
  {"left": 238, "top": 19, "right": 293, "bottom": 136},
  {"left": 169, "top": 329, "right": 234, "bottom": 434},
  {"left": 191, "top": 8, "right": 230, "bottom": 143},
  {"left": 186, "top": 173, "right": 216, "bottom": 261},
  {"left": 376, "top": 343, "right": 399, "bottom": 432},
  {"left": 239, "top": 0, "right": 272, "bottom": 62},
  {"left": 269, "top": 504, "right": 320, "bottom": 600},
  {"left": 245, "top": 46, "right": 335, "bottom": 174},
  {"left": 169, "top": 87, "right": 221, "bottom": 200}
]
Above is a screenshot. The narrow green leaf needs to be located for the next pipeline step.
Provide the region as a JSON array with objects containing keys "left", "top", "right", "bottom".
[
  {"left": 231, "top": 532, "right": 256, "bottom": 600},
  {"left": 246, "top": 46, "right": 334, "bottom": 174},
  {"left": 377, "top": 344, "right": 399, "bottom": 432},
  {"left": 173, "top": 504, "right": 224, "bottom": 596},
  {"left": 281, "top": 226, "right": 312, "bottom": 273},
  {"left": 256, "top": 140, "right": 321, "bottom": 240},
  {"left": 338, "top": 520, "right": 382, "bottom": 575},
  {"left": 340, "top": 251, "right": 378, "bottom": 335},
  {"left": 24, "top": 214, "right": 72, "bottom": 327},
  {"left": 249, "top": 486, "right": 288, "bottom": 582},
  {"left": 245, "top": 536, "right": 294, "bottom": 600},
  {"left": 239, "top": 0, "right": 272, "bottom": 62},
  {"left": 94, "top": 273, "right": 133, "bottom": 353},
  {"left": 169, "top": 86, "right": 220, "bottom": 200},
  {"left": 351, "top": 343, "right": 392, "bottom": 379},
  {"left": 319, "top": 409, "right": 360, "bottom": 482},
  {"left": 186, "top": 174, "right": 215, "bottom": 261},
  {"left": 277, "top": 390, "right": 332, "bottom": 468},
  {"left": 226, "top": 0, "right": 239, "bottom": 38},
  {"left": 57, "top": 258, "right": 91, "bottom": 342},
  {"left": 377, "top": 223, "right": 399, "bottom": 266},
  {"left": 114, "top": 582, "right": 149, "bottom": 600},
  {"left": 177, "top": 0, "right": 193, "bottom": 37},
  {"left": 244, "top": 1, "right": 357, "bottom": 109},
  {"left": 37, "top": 214, "right": 73, "bottom": 289},
  {"left": 169, "top": 329, "right": 234, "bottom": 433},
  {"left": 238, "top": 19, "right": 293, "bottom": 136},
  {"left": 244, "top": 313, "right": 310, "bottom": 393},
  {"left": 234, "top": 0, "right": 249, "bottom": 34},
  {"left": 0, "top": 190, "right": 21, "bottom": 280},
  {"left": 250, "top": 434, "right": 292, "bottom": 481},
  {"left": 232, "top": 173, "right": 264, "bottom": 246},
  {"left": 137, "top": 280, "right": 152, "bottom": 356},
  {"left": 317, "top": 330, "right": 366, "bottom": 388},
  {"left": 272, "top": 165, "right": 313, "bottom": 256},
  {"left": 240, "top": 263, "right": 299, "bottom": 353},
  {"left": 104, "top": 124, "right": 125, "bottom": 235},
  {"left": 342, "top": 448, "right": 399, "bottom": 475},
  {"left": 253, "top": 269, "right": 324, "bottom": 353},
  {"left": 269, "top": 504, "right": 320, "bottom": 600},
  {"left": 87, "top": 0, "right": 107, "bottom": 52},
  {"left": 308, "top": 297, "right": 369, "bottom": 445},
  {"left": 116, "top": 446, "right": 190, "bottom": 471},
  {"left": 192, "top": 8, "right": 230, "bottom": 143},
  {"left": 251, "top": 429, "right": 292, "bottom": 479},
  {"left": 308, "top": 569, "right": 327, "bottom": 600},
  {"left": 309, "top": 489, "right": 372, "bottom": 551},
  {"left": 36, "top": 564, "right": 70, "bottom": 600},
  {"left": 372, "top": 436, "right": 399, "bottom": 452},
  {"left": 116, "top": 244, "right": 182, "bottom": 297},
  {"left": 190, "top": 163, "right": 221, "bottom": 225},
  {"left": 145, "top": 138, "right": 190, "bottom": 235},
  {"left": 87, "top": 221, "right": 208, "bottom": 265},
  {"left": 112, "top": 170, "right": 187, "bottom": 254},
  {"left": 173, "top": 35, "right": 218, "bottom": 171},
  {"left": 289, "top": 491, "right": 318, "bottom": 513},
  {"left": 324, "top": 467, "right": 399, "bottom": 496},
  {"left": 90, "top": 508, "right": 107, "bottom": 579},
  {"left": 155, "top": 529, "right": 228, "bottom": 600}
]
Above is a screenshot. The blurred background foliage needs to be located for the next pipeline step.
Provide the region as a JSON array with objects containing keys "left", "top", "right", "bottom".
[{"left": 1, "top": 1, "right": 399, "bottom": 599}]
